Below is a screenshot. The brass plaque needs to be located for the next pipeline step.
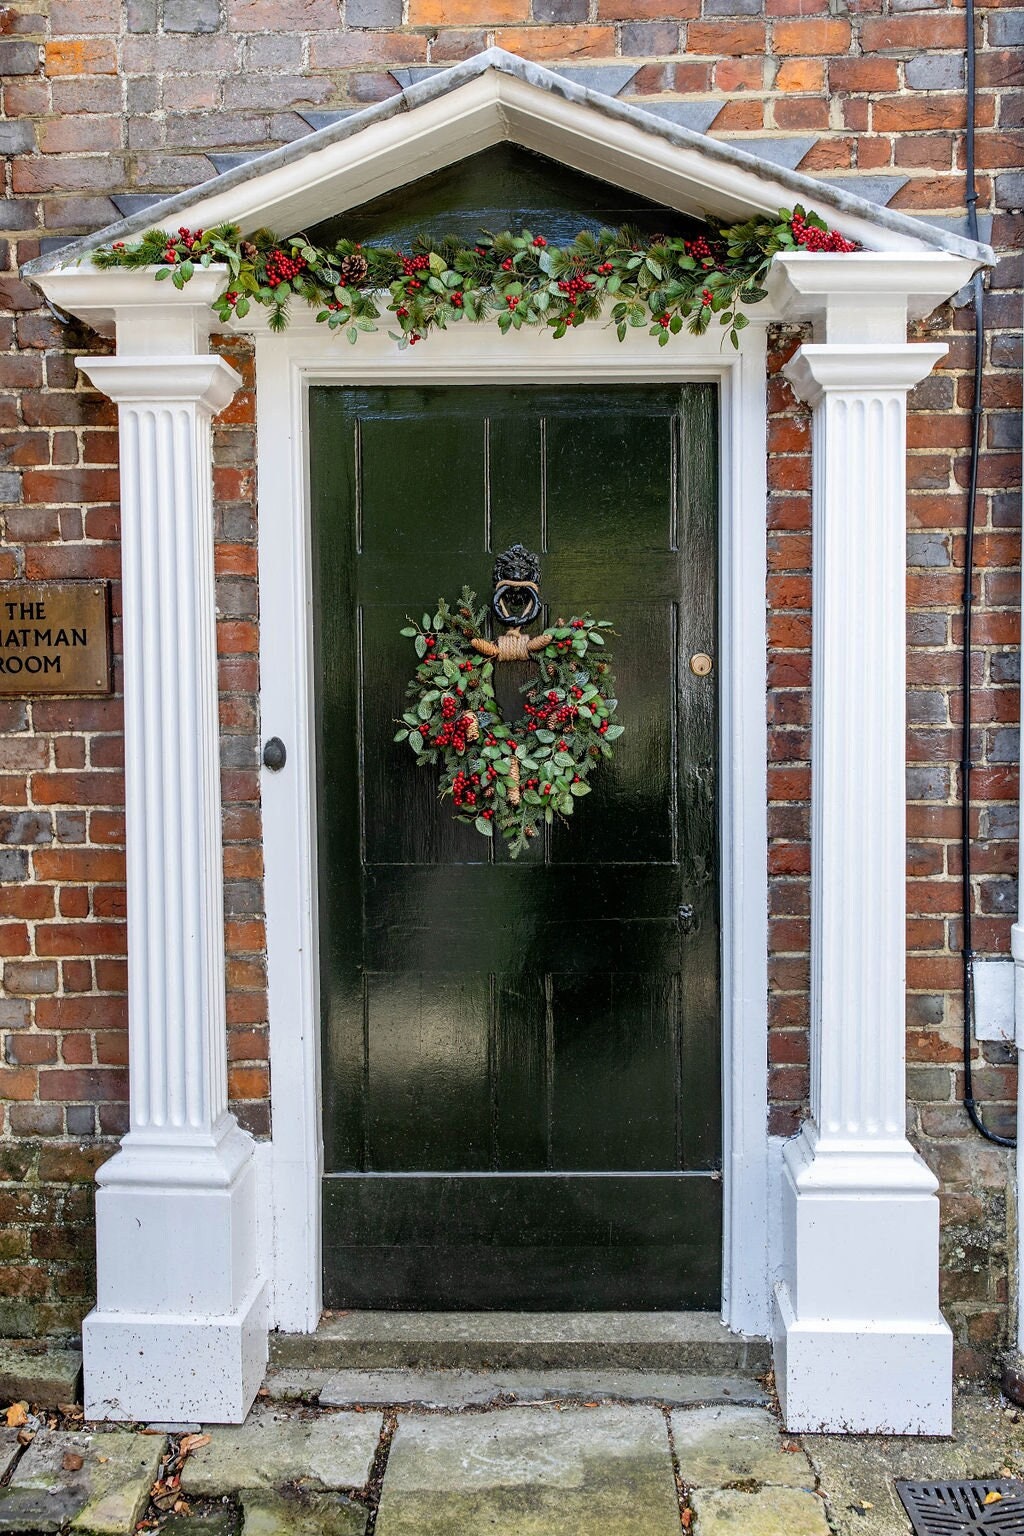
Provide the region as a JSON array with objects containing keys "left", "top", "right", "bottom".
[{"left": 0, "top": 583, "right": 111, "bottom": 695}]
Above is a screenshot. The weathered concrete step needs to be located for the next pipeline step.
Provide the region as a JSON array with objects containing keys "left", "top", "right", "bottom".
[
  {"left": 264, "top": 1365, "right": 768, "bottom": 1410},
  {"left": 269, "top": 1312, "right": 771, "bottom": 1374},
  {"left": 0, "top": 1341, "right": 82, "bottom": 1407}
]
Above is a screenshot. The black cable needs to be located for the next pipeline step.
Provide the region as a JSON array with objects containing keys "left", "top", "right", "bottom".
[{"left": 959, "top": 0, "right": 1014, "bottom": 1146}]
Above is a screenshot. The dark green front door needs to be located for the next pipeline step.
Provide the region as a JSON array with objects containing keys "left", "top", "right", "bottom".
[{"left": 311, "top": 382, "right": 721, "bottom": 1310}]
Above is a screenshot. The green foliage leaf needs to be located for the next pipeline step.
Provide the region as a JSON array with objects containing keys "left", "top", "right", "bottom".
[{"left": 93, "top": 211, "right": 853, "bottom": 352}]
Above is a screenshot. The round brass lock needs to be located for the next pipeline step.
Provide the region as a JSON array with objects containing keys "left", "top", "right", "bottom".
[{"left": 689, "top": 652, "right": 714, "bottom": 677}]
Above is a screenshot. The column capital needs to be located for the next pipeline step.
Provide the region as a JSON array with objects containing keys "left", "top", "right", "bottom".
[
  {"left": 767, "top": 250, "right": 980, "bottom": 343},
  {"left": 784, "top": 342, "right": 947, "bottom": 405},
  {"left": 77, "top": 354, "right": 241, "bottom": 414}
]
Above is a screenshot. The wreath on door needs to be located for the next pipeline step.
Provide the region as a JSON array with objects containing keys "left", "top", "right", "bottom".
[{"left": 395, "top": 569, "right": 622, "bottom": 859}]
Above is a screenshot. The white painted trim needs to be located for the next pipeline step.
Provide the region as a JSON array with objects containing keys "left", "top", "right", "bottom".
[
  {"left": 773, "top": 338, "right": 953, "bottom": 1435},
  {"left": 768, "top": 251, "right": 983, "bottom": 341},
  {"left": 256, "top": 320, "right": 772, "bottom": 1336},
  {"left": 74, "top": 345, "right": 267, "bottom": 1423}
]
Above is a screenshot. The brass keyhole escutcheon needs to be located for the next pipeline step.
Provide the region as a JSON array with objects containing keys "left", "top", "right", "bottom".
[{"left": 690, "top": 652, "right": 713, "bottom": 677}]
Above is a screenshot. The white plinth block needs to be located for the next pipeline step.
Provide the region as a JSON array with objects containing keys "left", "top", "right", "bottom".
[
  {"left": 773, "top": 342, "right": 953, "bottom": 1436},
  {"left": 76, "top": 352, "right": 267, "bottom": 1424}
]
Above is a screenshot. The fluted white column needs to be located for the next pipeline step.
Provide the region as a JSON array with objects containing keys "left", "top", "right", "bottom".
[
  {"left": 773, "top": 342, "right": 954, "bottom": 1435},
  {"left": 75, "top": 352, "right": 267, "bottom": 1423}
]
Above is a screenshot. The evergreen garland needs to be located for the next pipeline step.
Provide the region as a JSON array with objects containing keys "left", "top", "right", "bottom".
[
  {"left": 92, "top": 207, "right": 855, "bottom": 350},
  {"left": 396, "top": 589, "right": 621, "bottom": 858}
]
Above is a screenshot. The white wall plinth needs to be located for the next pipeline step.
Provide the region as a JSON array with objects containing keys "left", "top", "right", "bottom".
[
  {"left": 776, "top": 339, "right": 953, "bottom": 1436},
  {"left": 83, "top": 1285, "right": 267, "bottom": 1424},
  {"left": 85, "top": 1120, "right": 267, "bottom": 1421},
  {"left": 773, "top": 1126, "right": 953, "bottom": 1433},
  {"left": 774, "top": 1287, "right": 953, "bottom": 1435},
  {"left": 76, "top": 344, "right": 266, "bottom": 1424}
]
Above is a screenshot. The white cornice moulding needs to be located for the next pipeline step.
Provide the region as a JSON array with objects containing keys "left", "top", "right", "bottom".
[
  {"left": 77, "top": 354, "right": 240, "bottom": 410},
  {"left": 768, "top": 252, "right": 980, "bottom": 344},
  {"left": 784, "top": 342, "right": 949, "bottom": 403},
  {"left": 41, "top": 268, "right": 225, "bottom": 347}
]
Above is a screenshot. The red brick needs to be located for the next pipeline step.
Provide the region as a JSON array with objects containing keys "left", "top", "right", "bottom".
[
  {"left": 44, "top": 38, "right": 117, "bottom": 74},
  {"left": 33, "top": 848, "right": 126, "bottom": 883},
  {"left": 773, "top": 17, "right": 850, "bottom": 52},
  {"left": 598, "top": 0, "right": 698, "bottom": 14},
  {"left": 688, "top": 20, "right": 765, "bottom": 53},
  {"left": 715, "top": 57, "right": 764, "bottom": 91},
  {"left": 494, "top": 25, "right": 616, "bottom": 57},
  {"left": 35, "top": 922, "right": 126, "bottom": 956},
  {"left": 774, "top": 96, "right": 830, "bottom": 129},
  {"left": 31, "top": 773, "right": 124, "bottom": 807},
  {"left": 828, "top": 56, "right": 900, "bottom": 92},
  {"left": 860, "top": 14, "right": 965, "bottom": 48}
]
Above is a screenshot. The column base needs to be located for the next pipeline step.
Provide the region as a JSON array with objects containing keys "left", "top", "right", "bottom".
[
  {"left": 83, "top": 1277, "right": 268, "bottom": 1423},
  {"left": 773, "top": 1283, "right": 952, "bottom": 1435},
  {"left": 85, "top": 1115, "right": 269, "bottom": 1423},
  {"left": 772, "top": 1125, "right": 953, "bottom": 1435}
]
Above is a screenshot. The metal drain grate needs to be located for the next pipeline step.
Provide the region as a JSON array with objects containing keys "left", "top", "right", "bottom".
[{"left": 897, "top": 1481, "right": 1024, "bottom": 1534}]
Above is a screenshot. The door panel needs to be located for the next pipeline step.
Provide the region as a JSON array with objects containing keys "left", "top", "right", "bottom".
[{"left": 312, "top": 383, "right": 721, "bottom": 1309}]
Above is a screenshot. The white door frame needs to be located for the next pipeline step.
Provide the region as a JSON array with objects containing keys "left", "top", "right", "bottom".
[{"left": 255, "top": 314, "right": 772, "bottom": 1336}]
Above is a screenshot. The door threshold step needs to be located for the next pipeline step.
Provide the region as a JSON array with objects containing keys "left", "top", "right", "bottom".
[
  {"left": 269, "top": 1312, "right": 771, "bottom": 1374},
  {"left": 263, "top": 1364, "right": 768, "bottom": 1410}
]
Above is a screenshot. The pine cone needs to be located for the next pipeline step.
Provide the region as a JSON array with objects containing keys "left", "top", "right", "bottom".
[
  {"left": 338, "top": 253, "right": 369, "bottom": 286},
  {"left": 462, "top": 711, "right": 480, "bottom": 743},
  {"left": 241, "top": 242, "right": 258, "bottom": 261}
]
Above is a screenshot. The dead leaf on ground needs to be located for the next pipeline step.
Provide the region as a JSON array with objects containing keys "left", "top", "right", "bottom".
[
  {"left": 97, "top": 1455, "right": 109, "bottom": 1464},
  {"left": 985, "top": 1491, "right": 1004, "bottom": 1505},
  {"left": 16, "top": 1430, "right": 34, "bottom": 1447},
  {"left": 5, "top": 1403, "right": 28, "bottom": 1428},
  {"left": 681, "top": 1510, "right": 693, "bottom": 1529},
  {"left": 177, "top": 1433, "right": 210, "bottom": 1456},
  {"left": 62, "top": 1451, "right": 84, "bottom": 1472}
]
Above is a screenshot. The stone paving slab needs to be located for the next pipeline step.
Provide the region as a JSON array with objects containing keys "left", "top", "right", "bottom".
[
  {"left": 318, "top": 1368, "right": 767, "bottom": 1410},
  {"left": 262, "top": 1370, "right": 335, "bottom": 1402},
  {"left": 160, "top": 1506, "right": 241, "bottom": 1536},
  {"left": 671, "top": 1405, "right": 816, "bottom": 1490},
  {"left": 374, "top": 1404, "right": 680, "bottom": 1536},
  {"left": 181, "top": 1412, "right": 382, "bottom": 1495},
  {"left": 0, "top": 1430, "right": 20, "bottom": 1481},
  {"left": 805, "top": 1390, "right": 1024, "bottom": 1536},
  {"left": 239, "top": 1489, "right": 367, "bottom": 1534},
  {"left": 0, "top": 1343, "right": 82, "bottom": 1408},
  {"left": 690, "top": 1485, "right": 832, "bottom": 1534},
  {"left": 0, "top": 1428, "right": 164, "bottom": 1536}
]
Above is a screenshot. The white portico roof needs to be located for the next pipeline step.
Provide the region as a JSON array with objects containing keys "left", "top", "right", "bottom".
[{"left": 23, "top": 47, "right": 992, "bottom": 291}]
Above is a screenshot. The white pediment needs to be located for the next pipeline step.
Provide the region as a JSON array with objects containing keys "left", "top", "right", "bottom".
[{"left": 25, "top": 48, "right": 990, "bottom": 291}]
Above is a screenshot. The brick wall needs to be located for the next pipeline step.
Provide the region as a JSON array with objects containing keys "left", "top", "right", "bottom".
[{"left": 0, "top": 0, "right": 1021, "bottom": 1364}]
